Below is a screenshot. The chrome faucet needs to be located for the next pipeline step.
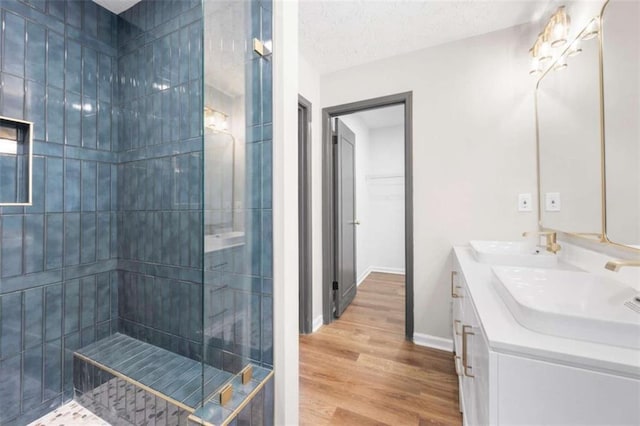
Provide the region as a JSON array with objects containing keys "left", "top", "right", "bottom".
[
  {"left": 522, "top": 231, "right": 561, "bottom": 254},
  {"left": 604, "top": 259, "right": 640, "bottom": 272}
]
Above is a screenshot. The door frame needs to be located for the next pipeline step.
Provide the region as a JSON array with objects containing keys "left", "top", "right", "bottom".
[
  {"left": 321, "top": 92, "right": 414, "bottom": 340},
  {"left": 298, "top": 95, "right": 313, "bottom": 334}
]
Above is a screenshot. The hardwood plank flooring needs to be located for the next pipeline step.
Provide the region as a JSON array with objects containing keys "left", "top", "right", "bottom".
[{"left": 300, "top": 272, "right": 462, "bottom": 426}]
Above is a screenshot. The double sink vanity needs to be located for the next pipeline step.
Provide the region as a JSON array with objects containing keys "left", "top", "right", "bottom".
[
  {"left": 451, "top": 1, "right": 640, "bottom": 424},
  {"left": 452, "top": 237, "right": 640, "bottom": 425}
]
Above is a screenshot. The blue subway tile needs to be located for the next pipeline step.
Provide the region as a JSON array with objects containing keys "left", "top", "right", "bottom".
[
  {"left": 64, "top": 279, "right": 80, "bottom": 335},
  {"left": 83, "top": 47, "right": 98, "bottom": 100},
  {"left": 65, "top": 0, "right": 82, "bottom": 29},
  {"left": 23, "top": 345, "right": 43, "bottom": 411},
  {"left": 45, "top": 157, "right": 63, "bottom": 213},
  {"left": 46, "top": 86, "right": 64, "bottom": 143},
  {"left": 46, "top": 31, "right": 64, "bottom": 90},
  {"left": 0, "top": 292, "right": 23, "bottom": 358},
  {"left": 45, "top": 214, "right": 63, "bottom": 269},
  {"left": 83, "top": 0, "right": 98, "bottom": 38},
  {"left": 3, "top": 12, "right": 25, "bottom": 77},
  {"left": 26, "top": 155, "right": 45, "bottom": 214},
  {"left": 25, "top": 21, "right": 46, "bottom": 83},
  {"left": 80, "top": 213, "right": 96, "bottom": 264},
  {"left": 24, "top": 214, "right": 45, "bottom": 274},
  {"left": 24, "top": 288, "right": 44, "bottom": 347},
  {"left": 96, "top": 212, "right": 110, "bottom": 261},
  {"left": 82, "top": 97, "right": 97, "bottom": 149},
  {"left": 43, "top": 340, "right": 62, "bottom": 400},
  {"left": 81, "top": 275, "right": 96, "bottom": 328},
  {"left": 64, "top": 159, "right": 81, "bottom": 211},
  {"left": 97, "top": 102, "right": 111, "bottom": 151},
  {"left": 1, "top": 215, "right": 23, "bottom": 277},
  {"left": 65, "top": 91, "right": 82, "bottom": 146},
  {"left": 25, "top": 80, "right": 46, "bottom": 141},
  {"left": 44, "top": 283, "right": 62, "bottom": 341},
  {"left": 64, "top": 212, "right": 80, "bottom": 266},
  {"left": 0, "top": 355, "right": 22, "bottom": 422},
  {"left": 96, "top": 272, "right": 110, "bottom": 323},
  {"left": 1, "top": 74, "right": 25, "bottom": 119},
  {"left": 47, "top": 0, "right": 65, "bottom": 21},
  {"left": 81, "top": 161, "right": 97, "bottom": 211}
]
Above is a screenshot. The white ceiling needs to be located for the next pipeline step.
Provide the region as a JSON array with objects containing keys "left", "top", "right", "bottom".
[
  {"left": 93, "top": 0, "right": 140, "bottom": 15},
  {"left": 300, "top": 0, "right": 553, "bottom": 75},
  {"left": 344, "top": 105, "right": 405, "bottom": 130}
]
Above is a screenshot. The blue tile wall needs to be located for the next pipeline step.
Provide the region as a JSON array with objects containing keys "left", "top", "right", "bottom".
[
  {"left": 0, "top": 1, "right": 119, "bottom": 424},
  {"left": 114, "top": 0, "right": 205, "bottom": 363}
]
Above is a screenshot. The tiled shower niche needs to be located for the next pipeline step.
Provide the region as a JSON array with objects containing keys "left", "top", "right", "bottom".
[{"left": 0, "top": 0, "right": 273, "bottom": 424}]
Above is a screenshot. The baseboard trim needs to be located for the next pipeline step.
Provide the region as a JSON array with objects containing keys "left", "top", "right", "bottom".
[
  {"left": 312, "top": 315, "right": 323, "bottom": 332},
  {"left": 413, "top": 332, "right": 453, "bottom": 352},
  {"left": 357, "top": 266, "right": 406, "bottom": 286}
]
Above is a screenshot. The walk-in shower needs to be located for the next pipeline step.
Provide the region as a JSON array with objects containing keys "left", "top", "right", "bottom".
[{"left": 0, "top": 0, "right": 273, "bottom": 424}]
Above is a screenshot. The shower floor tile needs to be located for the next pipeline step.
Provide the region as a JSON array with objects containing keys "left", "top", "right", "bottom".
[
  {"left": 28, "top": 401, "right": 111, "bottom": 426},
  {"left": 75, "top": 333, "right": 233, "bottom": 410}
]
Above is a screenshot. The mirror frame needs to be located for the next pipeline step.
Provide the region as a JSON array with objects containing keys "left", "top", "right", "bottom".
[
  {"left": 599, "top": 0, "right": 640, "bottom": 253},
  {"left": 534, "top": 16, "right": 606, "bottom": 245}
]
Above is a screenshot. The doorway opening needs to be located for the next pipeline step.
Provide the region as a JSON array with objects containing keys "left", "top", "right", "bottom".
[{"left": 322, "top": 92, "right": 413, "bottom": 339}]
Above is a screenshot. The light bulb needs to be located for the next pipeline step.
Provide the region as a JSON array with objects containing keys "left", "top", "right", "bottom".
[
  {"left": 553, "top": 56, "right": 567, "bottom": 71},
  {"left": 529, "top": 57, "right": 542, "bottom": 76},
  {"left": 568, "top": 39, "right": 582, "bottom": 57},
  {"left": 582, "top": 19, "right": 599, "bottom": 40}
]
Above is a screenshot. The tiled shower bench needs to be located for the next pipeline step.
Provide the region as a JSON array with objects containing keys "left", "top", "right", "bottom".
[{"left": 73, "top": 333, "right": 273, "bottom": 425}]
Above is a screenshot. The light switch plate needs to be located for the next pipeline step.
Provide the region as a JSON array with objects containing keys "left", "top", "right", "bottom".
[
  {"left": 518, "top": 193, "right": 532, "bottom": 212},
  {"left": 545, "top": 192, "right": 561, "bottom": 211}
]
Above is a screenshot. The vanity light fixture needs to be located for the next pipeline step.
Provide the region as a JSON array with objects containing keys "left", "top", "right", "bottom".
[
  {"left": 204, "top": 107, "right": 229, "bottom": 132},
  {"left": 529, "top": 5, "right": 573, "bottom": 75}
]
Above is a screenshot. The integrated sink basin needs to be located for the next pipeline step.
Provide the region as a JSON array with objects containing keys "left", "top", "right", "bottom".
[
  {"left": 470, "top": 240, "right": 558, "bottom": 267},
  {"left": 492, "top": 266, "right": 640, "bottom": 349}
]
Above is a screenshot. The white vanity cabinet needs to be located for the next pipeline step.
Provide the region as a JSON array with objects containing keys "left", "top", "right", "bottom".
[
  {"left": 451, "top": 248, "right": 640, "bottom": 426},
  {"left": 452, "top": 257, "right": 492, "bottom": 426}
]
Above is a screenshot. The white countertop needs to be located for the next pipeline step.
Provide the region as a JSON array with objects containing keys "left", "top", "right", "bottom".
[{"left": 454, "top": 246, "right": 640, "bottom": 379}]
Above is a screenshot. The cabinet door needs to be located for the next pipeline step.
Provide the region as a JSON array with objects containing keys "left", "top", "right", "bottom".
[{"left": 497, "top": 354, "right": 640, "bottom": 425}]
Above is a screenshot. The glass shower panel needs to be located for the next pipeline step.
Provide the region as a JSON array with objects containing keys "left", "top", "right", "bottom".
[{"left": 200, "top": 0, "right": 273, "bottom": 421}]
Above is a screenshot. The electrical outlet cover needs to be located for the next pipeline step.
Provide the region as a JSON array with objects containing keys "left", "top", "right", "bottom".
[
  {"left": 545, "top": 192, "right": 561, "bottom": 211},
  {"left": 518, "top": 193, "right": 532, "bottom": 212}
]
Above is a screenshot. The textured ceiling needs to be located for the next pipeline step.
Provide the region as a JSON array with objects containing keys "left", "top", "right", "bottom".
[
  {"left": 344, "top": 105, "right": 405, "bottom": 130},
  {"left": 93, "top": 0, "right": 140, "bottom": 15},
  {"left": 300, "top": 0, "right": 553, "bottom": 75}
]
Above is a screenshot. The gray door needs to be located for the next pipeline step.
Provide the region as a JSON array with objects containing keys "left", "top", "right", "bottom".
[{"left": 334, "top": 118, "right": 357, "bottom": 318}]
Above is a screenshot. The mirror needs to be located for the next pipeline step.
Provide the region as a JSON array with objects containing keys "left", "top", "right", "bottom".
[
  {"left": 0, "top": 116, "right": 33, "bottom": 206},
  {"left": 601, "top": 0, "right": 640, "bottom": 250},
  {"left": 536, "top": 18, "right": 602, "bottom": 237}
]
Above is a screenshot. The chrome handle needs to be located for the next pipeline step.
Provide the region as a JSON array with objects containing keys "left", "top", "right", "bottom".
[
  {"left": 462, "top": 325, "right": 475, "bottom": 378},
  {"left": 451, "top": 271, "right": 462, "bottom": 298},
  {"left": 348, "top": 220, "right": 361, "bottom": 225},
  {"left": 454, "top": 319, "right": 462, "bottom": 336}
]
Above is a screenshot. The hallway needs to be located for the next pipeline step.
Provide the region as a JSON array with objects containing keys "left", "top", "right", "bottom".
[{"left": 299, "top": 273, "right": 462, "bottom": 425}]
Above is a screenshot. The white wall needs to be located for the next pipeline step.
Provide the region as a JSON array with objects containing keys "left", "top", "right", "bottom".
[
  {"left": 317, "top": 23, "right": 540, "bottom": 340},
  {"left": 363, "top": 125, "right": 405, "bottom": 277},
  {"left": 273, "top": 0, "right": 298, "bottom": 424}
]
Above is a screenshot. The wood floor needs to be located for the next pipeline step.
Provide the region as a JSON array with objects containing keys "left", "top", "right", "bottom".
[{"left": 299, "top": 272, "right": 462, "bottom": 426}]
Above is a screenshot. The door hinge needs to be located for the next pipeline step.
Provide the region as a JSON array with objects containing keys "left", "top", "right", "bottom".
[
  {"left": 332, "top": 281, "right": 338, "bottom": 290},
  {"left": 332, "top": 135, "right": 338, "bottom": 145}
]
